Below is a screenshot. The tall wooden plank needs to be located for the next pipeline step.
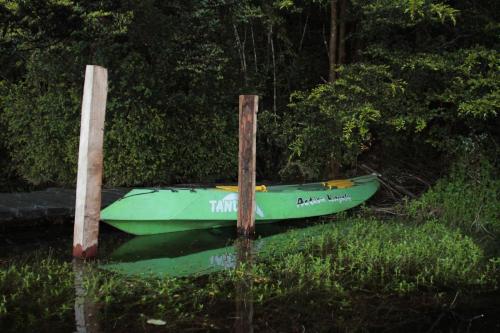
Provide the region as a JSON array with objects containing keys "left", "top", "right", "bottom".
[
  {"left": 237, "top": 95, "right": 258, "bottom": 236},
  {"left": 73, "top": 65, "right": 108, "bottom": 258}
]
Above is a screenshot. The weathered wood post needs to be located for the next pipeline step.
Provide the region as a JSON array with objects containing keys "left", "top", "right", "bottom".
[
  {"left": 73, "top": 65, "right": 108, "bottom": 258},
  {"left": 237, "top": 95, "right": 258, "bottom": 237}
]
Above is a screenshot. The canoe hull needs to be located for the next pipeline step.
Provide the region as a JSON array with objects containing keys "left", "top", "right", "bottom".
[
  {"left": 104, "top": 218, "right": 296, "bottom": 235},
  {"left": 101, "top": 174, "right": 379, "bottom": 235}
]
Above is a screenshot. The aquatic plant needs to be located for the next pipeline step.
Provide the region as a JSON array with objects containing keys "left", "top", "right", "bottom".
[
  {"left": 408, "top": 155, "right": 500, "bottom": 238},
  {"left": 1, "top": 218, "right": 499, "bottom": 332},
  {"left": 249, "top": 220, "right": 499, "bottom": 295},
  {"left": 0, "top": 255, "right": 75, "bottom": 332}
]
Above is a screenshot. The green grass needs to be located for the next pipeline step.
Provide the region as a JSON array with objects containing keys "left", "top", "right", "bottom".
[
  {"left": 1, "top": 218, "right": 499, "bottom": 332},
  {"left": 407, "top": 157, "right": 500, "bottom": 238},
  {"left": 250, "top": 220, "right": 499, "bottom": 294},
  {"left": 0, "top": 255, "right": 75, "bottom": 332}
]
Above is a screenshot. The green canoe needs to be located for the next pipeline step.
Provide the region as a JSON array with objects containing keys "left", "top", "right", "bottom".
[{"left": 100, "top": 174, "right": 379, "bottom": 235}]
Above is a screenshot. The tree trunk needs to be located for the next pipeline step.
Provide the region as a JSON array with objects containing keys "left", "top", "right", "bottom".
[
  {"left": 250, "top": 22, "right": 258, "bottom": 73},
  {"left": 234, "top": 24, "right": 247, "bottom": 86},
  {"left": 349, "top": 20, "right": 358, "bottom": 62},
  {"left": 338, "top": 0, "right": 347, "bottom": 65},
  {"left": 269, "top": 25, "right": 277, "bottom": 114},
  {"left": 329, "top": 0, "right": 338, "bottom": 82}
]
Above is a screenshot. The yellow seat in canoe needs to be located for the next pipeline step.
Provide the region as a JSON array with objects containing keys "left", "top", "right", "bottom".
[
  {"left": 322, "top": 179, "right": 354, "bottom": 189},
  {"left": 216, "top": 185, "right": 268, "bottom": 192}
]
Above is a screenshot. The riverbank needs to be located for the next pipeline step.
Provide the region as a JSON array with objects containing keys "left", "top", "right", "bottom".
[{"left": 1, "top": 216, "right": 499, "bottom": 332}]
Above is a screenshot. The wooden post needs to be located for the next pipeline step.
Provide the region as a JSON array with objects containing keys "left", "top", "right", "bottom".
[
  {"left": 73, "top": 65, "right": 108, "bottom": 258},
  {"left": 237, "top": 95, "right": 258, "bottom": 237}
]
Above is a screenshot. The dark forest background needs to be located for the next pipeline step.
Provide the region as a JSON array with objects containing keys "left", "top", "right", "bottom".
[{"left": 0, "top": 0, "right": 498, "bottom": 189}]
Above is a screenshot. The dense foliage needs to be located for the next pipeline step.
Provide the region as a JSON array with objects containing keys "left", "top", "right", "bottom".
[{"left": 0, "top": 0, "right": 498, "bottom": 187}]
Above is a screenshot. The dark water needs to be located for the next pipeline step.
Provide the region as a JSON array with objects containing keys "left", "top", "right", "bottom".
[
  {"left": 0, "top": 223, "right": 127, "bottom": 262},
  {"left": 1, "top": 221, "right": 500, "bottom": 332},
  {"left": 0, "top": 220, "right": 311, "bottom": 262}
]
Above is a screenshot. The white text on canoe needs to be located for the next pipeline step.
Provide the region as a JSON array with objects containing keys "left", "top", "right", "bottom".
[
  {"left": 209, "top": 193, "right": 265, "bottom": 217},
  {"left": 296, "top": 194, "right": 351, "bottom": 208}
]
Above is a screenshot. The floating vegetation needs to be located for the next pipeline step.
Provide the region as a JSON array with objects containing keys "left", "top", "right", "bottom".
[{"left": 1, "top": 218, "right": 499, "bottom": 332}]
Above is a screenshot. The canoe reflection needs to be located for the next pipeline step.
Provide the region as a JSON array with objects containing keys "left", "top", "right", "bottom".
[{"left": 101, "top": 223, "right": 289, "bottom": 277}]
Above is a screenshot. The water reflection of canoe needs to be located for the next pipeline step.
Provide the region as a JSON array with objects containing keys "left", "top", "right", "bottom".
[
  {"left": 103, "top": 244, "right": 239, "bottom": 277},
  {"left": 101, "top": 224, "right": 323, "bottom": 277},
  {"left": 101, "top": 174, "right": 379, "bottom": 235},
  {"left": 108, "top": 224, "right": 287, "bottom": 262}
]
